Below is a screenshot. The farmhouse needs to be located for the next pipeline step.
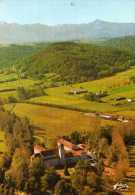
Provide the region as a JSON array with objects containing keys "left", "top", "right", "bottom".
[
  {"left": 57, "top": 138, "right": 88, "bottom": 157},
  {"left": 127, "top": 98, "right": 135, "bottom": 102},
  {"left": 32, "top": 138, "right": 94, "bottom": 168},
  {"left": 68, "top": 88, "right": 88, "bottom": 95}
]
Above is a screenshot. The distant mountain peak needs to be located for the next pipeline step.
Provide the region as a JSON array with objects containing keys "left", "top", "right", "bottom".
[
  {"left": 0, "top": 20, "right": 134, "bottom": 43},
  {"left": 93, "top": 19, "right": 104, "bottom": 23}
]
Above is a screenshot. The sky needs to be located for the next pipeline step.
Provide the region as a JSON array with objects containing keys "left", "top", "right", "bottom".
[{"left": 0, "top": 0, "right": 134, "bottom": 25}]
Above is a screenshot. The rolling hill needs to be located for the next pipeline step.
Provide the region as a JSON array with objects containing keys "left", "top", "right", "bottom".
[
  {"left": 103, "top": 36, "right": 135, "bottom": 54},
  {"left": 17, "top": 42, "right": 132, "bottom": 83},
  {"left": 0, "top": 20, "right": 134, "bottom": 44},
  {"left": 0, "top": 43, "right": 48, "bottom": 68}
]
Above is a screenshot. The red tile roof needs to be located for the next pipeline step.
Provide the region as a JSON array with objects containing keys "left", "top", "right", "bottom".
[
  {"left": 34, "top": 144, "right": 46, "bottom": 154},
  {"left": 57, "top": 138, "right": 87, "bottom": 157},
  {"left": 57, "top": 138, "right": 79, "bottom": 151}
]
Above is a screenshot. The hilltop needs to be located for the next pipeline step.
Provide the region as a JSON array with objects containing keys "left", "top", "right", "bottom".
[{"left": 17, "top": 42, "right": 132, "bottom": 83}]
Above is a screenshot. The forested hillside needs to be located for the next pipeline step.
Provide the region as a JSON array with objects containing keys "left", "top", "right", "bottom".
[
  {"left": 103, "top": 36, "right": 135, "bottom": 54},
  {"left": 17, "top": 42, "right": 133, "bottom": 83},
  {"left": 0, "top": 43, "right": 48, "bottom": 68}
]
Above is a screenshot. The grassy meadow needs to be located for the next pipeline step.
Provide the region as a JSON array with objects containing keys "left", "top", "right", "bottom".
[
  {"left": 1, "top": 66, "right": 135, "bottom": 143},
  {"left": 0, "top": 71, "right": 38, "bottom": 99},
  {"left": 4, "top": 103, "right": 116, "bottom": 144},
  {"left": 29, "top": 67, "right": 135, "bottom": 114}
]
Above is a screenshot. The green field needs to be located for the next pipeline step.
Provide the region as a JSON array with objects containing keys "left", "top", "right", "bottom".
[
  {"left": 0, "top": 67, "right": 135, "bottom": 115},
  {"left": 0, "top": 72, "right": 17, "bottom": 81},
  {"left": 1, "top": 67, "right": 135, "bottom": 143},
  {"left": 0, "top": 72, "right": 39, "bottom": 100},
  {"left": 28, "top": 67, "right": 135, "bottom": 114}
]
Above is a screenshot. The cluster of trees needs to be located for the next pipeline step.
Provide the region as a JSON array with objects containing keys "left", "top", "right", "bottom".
[
  {"left": 0, "top": 108, "right": 33, "bottom": 194},
  {"left": 8, "top": 85, "right": 46, "bottom": 103},
  {"left": 66, "top": 125, "right": 130, "bottom": 182},
  {"left": 84, "top": 91, "right": 108, "bottom": 102},
  {"left": 130, "top": 76, "right": 135, "bottom": 84},
  {"left": 61, "top": 126, "right": 129, "bottom": 194},
  {"left": 103, "top": 36, "right": 135, "bottom": 55},
  {"left": 0, "top": 108, "right": 78, "bottom": 195},
  {"left": 17, "top": 86, "right": 46, "bottom": 101},
  {"left": 0, "top": 43, "right": 48, "bottom": 69}
]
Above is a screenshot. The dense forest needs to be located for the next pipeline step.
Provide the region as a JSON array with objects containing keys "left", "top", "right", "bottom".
[
  {"left": 103, "top": 36, "right": 135, "bottom": 54},
  {"left": 17, "top": 42, "right": 133, "bottom": 83},
  {"left": 0, "top": 43, "right": 48, "bottom": 68},
  {"left": 0, "top": 37, "right": 134, "bottom": 84}
]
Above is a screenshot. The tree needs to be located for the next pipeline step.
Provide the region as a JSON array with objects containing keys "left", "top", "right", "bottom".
[
  {"left": 40, "top": 168, "right": 60, "bottom": 193},
  {"left": 27, "top": 157, "right": 45, "bottom": 193},
  {"left": 7, "top": 187, "right": 14, "bottom": 195},
  {"left": 0, "top": 169, "right": 5, "bottom": 184},
  {"left": 55, "top": 180, "right": 77, "bottom": 195},
  {"left": 72, "top": 160, "right": 92, "bottom": 192},
  {"left": 94, "top": 175, "right": 103, "bottom": 192},
  {"left": 100, "top": 126, "right": 113, "bottom": 145},
  {"left": 70, "top": 131, "right": 82, "bottom": 144},
  {"left": 29, "top": 157, "right": 45, "bottom": 179},
  {"left": 0, "top": 154, "right": 11, "bottom": 170},
  {"left": 8, "top": 96, "right": 17, "bottom": 103},
  {"left": 27, "top": 176, "right": 38, "bottom": 194},
  {"left": 17, "top": 87, "right": 28, "bottom": 100},
  {"left": 84, "top": 92, "right": 100, "bottom": 102},
  {"left": 64, "top": 161, "right": 70, "bottom": 176},
  {"left": 5, "top": 147, "right": 30, "bottom": 191},
  {"left": 130, "top": 76, "right": 135, "bottom": 83},
  {"left": 3, "top": 185, "right": 9, "bottom": 195}
]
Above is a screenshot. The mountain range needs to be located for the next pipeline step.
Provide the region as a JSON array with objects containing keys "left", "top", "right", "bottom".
[{"left": 0, "top": 20, "right": 135, "bottom": 44}]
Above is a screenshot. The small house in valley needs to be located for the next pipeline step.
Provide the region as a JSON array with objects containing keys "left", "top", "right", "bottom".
[{"left": 68, "top": 88, "right": 88, "bottom": 95}]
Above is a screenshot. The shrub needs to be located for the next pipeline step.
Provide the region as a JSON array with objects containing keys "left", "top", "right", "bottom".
[
  {"left": 17, "top": 86, "right": 46, "bottom": 100},
  {"left": 84, "top": 91, "right": 108, "bottom": 102},
  {"left": 100, "top": 126, "right": 113, "bottom": 145},
  {"left": 8, "top": 96, "right": 17, "bottom": 103},
  {"left": 130, "top": 76, "right": 135, "bottom": 83},
  {"left": 84, "top": 92, "right": 100, "bottom": 102}
]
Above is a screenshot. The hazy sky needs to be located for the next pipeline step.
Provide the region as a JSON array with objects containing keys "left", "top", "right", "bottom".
[{"left": 0, "top": 0, "right": 134, "bottom": 25}]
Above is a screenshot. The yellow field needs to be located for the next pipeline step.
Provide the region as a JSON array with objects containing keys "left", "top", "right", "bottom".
[{"left": 4, "top": 103, "right": 116, "bottom": 143}]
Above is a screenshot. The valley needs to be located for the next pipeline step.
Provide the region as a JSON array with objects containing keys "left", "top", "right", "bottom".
[
  {"left": 0, "top": 36, "right": 134, "bottom": 194},
  {"left": 0, "top": 1, "right": 134, "bottom": 193}
]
